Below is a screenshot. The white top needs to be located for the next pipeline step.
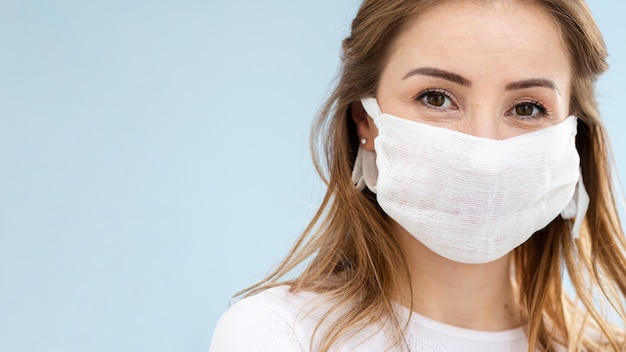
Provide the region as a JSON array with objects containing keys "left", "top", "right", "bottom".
[{"left": 209, "top": 286, "right": 529, "bottom": 352}]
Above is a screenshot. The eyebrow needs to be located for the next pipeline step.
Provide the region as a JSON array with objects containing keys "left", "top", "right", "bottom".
[
  {"left": 403, "top": 67, "right": 471, "bottom": 87},
  {"left": 505, "top": 79, "right": 561, "bottom": 95},
  {"left": 402, "top": 66, "right": 561, "bottom": 95}
]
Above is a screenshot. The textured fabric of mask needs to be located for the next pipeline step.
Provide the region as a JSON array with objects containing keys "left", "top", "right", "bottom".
[{"left": 352, "top": 97, "right": 586, "bottom": 264}]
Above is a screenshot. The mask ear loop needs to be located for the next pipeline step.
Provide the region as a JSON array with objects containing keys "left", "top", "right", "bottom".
[
  {"left": 560, "top": 169, "right": 590, "bottom": 239},
  {"left": 351, "top": 98, "right": 383, "bottom": 192},
  {"left": 360, "top": 97, "right": 383, "bottom": 129},
  {"left": 352, "top": 146, "right": 366, "bottom": 190}
]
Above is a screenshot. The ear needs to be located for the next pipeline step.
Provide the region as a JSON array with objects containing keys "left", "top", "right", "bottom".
[{"left": 351, "top": 101, "right": 378, "bottom": 151}]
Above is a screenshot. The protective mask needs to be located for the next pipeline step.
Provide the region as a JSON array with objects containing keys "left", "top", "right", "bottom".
[{"left": 352, "top": 97, "right": 588, "bottom": 264}]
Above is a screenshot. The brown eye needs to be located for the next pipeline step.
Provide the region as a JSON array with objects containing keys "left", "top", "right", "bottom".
[
  {"left": 426, "top": 93, "right": 446, "bottom": 107},
  {"left": 416, "top": 89, "right": 454, "bottom": 109},
  {"left": 515, "top": 104, "right": 535, "bottom": 116},
  {"left": 511, "top": 102, "right": 547, "bottom": 119}
]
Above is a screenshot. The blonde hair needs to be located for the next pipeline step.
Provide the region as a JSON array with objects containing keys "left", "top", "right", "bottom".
[{"left": 241, "top": 0, "right": 626, "bottom": 350}]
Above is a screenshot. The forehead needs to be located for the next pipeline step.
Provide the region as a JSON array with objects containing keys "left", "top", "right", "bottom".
[
  {"left": 396, "top": 0, "right": 563, "bottom": 45},
  {"left": 386, "top": 0, "right": 570, "bottom": 82}
]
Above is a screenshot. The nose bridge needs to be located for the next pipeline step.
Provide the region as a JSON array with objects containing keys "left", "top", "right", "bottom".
[{"left": 463, "top": 106, "right": 503, "bottom": 140}]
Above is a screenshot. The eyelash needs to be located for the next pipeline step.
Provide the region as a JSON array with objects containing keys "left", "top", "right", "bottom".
[
  {"left": 415, "top": 88, "right": 457, "bottom": 111},
  {"left": 414, "top": 89, "right": 551, "bottom": 120},
  {"left": 506, "top": 99, "right": 550, "bottom": 120}
]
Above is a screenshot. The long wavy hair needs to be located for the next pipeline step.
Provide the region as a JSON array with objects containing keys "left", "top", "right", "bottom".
[{"left": 241, "top": 0, "right": 626, "bottom": 350}]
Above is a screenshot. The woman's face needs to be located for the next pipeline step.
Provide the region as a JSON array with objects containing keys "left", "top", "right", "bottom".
[{"left": 374, "top": 0, "right": 572, "bottom": 140}]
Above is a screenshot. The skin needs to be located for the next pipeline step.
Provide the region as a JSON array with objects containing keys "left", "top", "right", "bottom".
[{"left": 353, "top": 0, "right": 572, "bottom": 331}]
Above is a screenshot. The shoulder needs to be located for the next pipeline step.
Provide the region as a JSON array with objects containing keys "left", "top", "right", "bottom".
[
  {"left": 210, "top": 285, "right": 397, "bottom": 352},
  {"left": 208, "top": 286, "right": 324, "bottom": 352}
]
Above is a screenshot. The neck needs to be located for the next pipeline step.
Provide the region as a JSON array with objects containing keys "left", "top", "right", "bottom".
[{"left": 392, "top": 221, "right": 522, "bottom": 331}]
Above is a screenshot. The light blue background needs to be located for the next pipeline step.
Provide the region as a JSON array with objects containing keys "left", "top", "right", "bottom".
[{"left": 0, "top": 1, "right": 623, "bottom": 351}]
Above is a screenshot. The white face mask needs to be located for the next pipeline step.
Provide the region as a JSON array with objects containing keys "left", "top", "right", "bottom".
[{"left": 352, "top": 97, "right": 589, "bottom": 264}]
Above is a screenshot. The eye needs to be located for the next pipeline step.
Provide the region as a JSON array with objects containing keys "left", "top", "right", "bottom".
[
  {"left": 515, "top": 103, "right": 541, "bottom": 116},
  {"left": 416, "top": 89, "right": 454, "bottom": 109},
  {"left": 508, "top": 100, "right": 549, "bottom": 120}
]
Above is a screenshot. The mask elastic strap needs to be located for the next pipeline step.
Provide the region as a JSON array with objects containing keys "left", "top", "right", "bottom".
[
  {"left": 560, "top": 169, "right": 590, "bottom": 239},
  {"left": 352, "top": 146, "right": 366, "bottom": 190},
  {"left": 360, "top": 97, "right": 382, "bottom": 128},
  {"left": 351, "top": 98, "right": 381, "bottom": 192}
]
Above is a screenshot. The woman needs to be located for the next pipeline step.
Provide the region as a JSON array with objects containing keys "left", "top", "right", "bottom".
[{"left": 210, "top": 0, "right": 626, "bottom": 351}]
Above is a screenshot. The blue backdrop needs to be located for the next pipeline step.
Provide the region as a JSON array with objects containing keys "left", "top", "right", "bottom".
[{"left": 0, "top": 1, "right": 624, "bottom": 351}]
